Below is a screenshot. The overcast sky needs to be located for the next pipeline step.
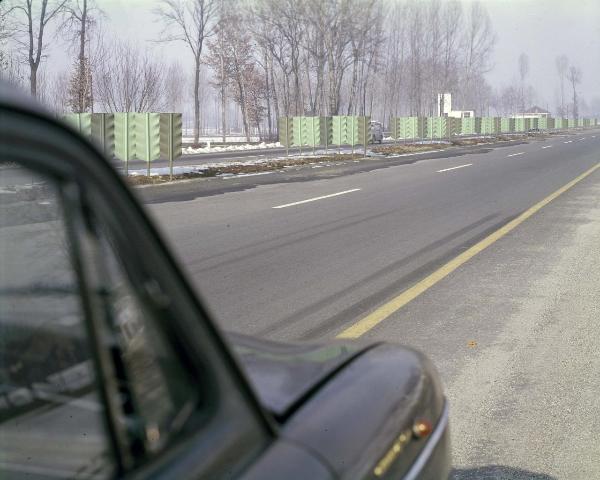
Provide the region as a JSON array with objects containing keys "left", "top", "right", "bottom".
[{"left": 44, "top": 0, "right": 600, "bottom": 112}]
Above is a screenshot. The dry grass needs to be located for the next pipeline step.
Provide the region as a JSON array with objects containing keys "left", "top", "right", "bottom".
[
  {"left": 127, "top": 153, "right": 363, "bottom": 186},
  {"left": 370, "top": 143, "right": 450, "bottom": 155}
]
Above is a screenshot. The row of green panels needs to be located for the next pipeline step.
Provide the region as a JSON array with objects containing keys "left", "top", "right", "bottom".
[
  {"left": 278, "top": 116, "right": 372, "bottom": 147},
  {"left": 391, "top": 117, "right": 600, "bottom": 139},
  {"left": 61, "top": 113, "right": 183, "bottom": 162}
]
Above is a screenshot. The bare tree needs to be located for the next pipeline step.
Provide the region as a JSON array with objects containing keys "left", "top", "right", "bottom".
[
  {"left": 567, "top": 66, "right": 581, "bottom": 119},
  {"left": 0, "top": 4, "right": 25, "bottom": 86},
  {"left": 95, "top": 41, "right": 165, "bottom": 112},
  {"left": 555, "top": 54, "right": 568, "bottom": 116},
  {"left": 163, "top": 62, "right": 186, "bottom": 112},
  {"left": 518, "top": 52, "right": 529, "bottom": 111},
  {"left": 461, "top": 1, "right": 496, "bottom": 110},
  {"left": 67, "top": 56, "right": 92, "bottom": 111},
  {"left": 8, "top": 0, "right": 68, "bottom": 97},
  {"left": 440, "top": 1, "right": 462, "bottom": 93},
  {"left": 46, "top": 70, "right": 70, "bottom": 111},
  {"left": 206, "top": 12, "right": 255, "bottom": 141},
  {"left": 155, "top": 0, "right": 217, "bottom": 143},
  {"left": 205, "top": 0, "right": 230, "bottom": 142},
  {"left": 59, "top": 0, "right": 103, "bottom": 112}
]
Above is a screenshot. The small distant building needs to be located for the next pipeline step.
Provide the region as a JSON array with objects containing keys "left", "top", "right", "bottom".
[
  {"left": 512, "top": 106, "right": 551, "bottom": 119},
  {"left": 437, "top": 93, "right": 474, "bottom": 119}
]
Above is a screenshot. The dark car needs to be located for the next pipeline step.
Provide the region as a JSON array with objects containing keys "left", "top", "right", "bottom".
[
  {"left": 0, "top": 85, "right": 450, "bottom": 479},
  {"left": 371, "top": 121, "right": 384, "bottom": 143}
]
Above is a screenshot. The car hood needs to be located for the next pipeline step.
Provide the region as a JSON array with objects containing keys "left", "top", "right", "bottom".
[{"left": 228, "top": 333, "right": 375, "bottom": 421}]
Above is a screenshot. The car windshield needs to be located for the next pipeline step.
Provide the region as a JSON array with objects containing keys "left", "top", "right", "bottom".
[{"left": 2, "top": 0, "right": 600, "bottom": 479}]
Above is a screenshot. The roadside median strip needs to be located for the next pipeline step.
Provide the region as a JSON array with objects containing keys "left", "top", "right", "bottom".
[{"left": 336, "top": 162, "right": 600, "bottom": 339}]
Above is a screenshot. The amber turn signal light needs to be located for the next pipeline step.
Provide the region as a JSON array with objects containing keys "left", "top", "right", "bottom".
[{"left": 412, "top": 419, "right": 433, "bottom": 439}]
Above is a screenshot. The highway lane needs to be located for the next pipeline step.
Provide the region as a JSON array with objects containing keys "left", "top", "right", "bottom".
[
  {"left": 142, "top": 130, "right": 600, "bottom": 476},
  {"left": 141, "top": 130, "right": 599, "bottom": 341}
]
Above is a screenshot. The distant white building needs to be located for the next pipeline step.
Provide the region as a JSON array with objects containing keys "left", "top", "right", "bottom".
[
  {"left": 437, "top": 93, "right": 474, "bottom": 119},
  {"left": 512, "top": 106, "right": 551, "bottom": 119}
]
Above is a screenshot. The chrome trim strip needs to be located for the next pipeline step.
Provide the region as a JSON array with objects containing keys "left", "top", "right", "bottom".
[{"left": 403, "top": 400, "right": 450, "bottom": 480}]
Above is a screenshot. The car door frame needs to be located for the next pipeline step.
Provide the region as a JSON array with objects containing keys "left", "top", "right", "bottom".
[{"left": 0, "top": 88, "right": 280, "bottom": 478}]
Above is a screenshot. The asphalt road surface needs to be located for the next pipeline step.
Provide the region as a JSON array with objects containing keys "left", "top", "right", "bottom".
[{"left": 139, "top": 129, "right": 600, "bottom": 478}]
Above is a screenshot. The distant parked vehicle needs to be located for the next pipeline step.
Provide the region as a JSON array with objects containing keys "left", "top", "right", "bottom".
[{"left": 371, "top": 121, "right": 384, "bottom": 143}]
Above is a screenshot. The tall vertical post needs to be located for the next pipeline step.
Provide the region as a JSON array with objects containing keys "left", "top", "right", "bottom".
[
  {"left": 169, "top": 114, "right": 174, "bottom": 181},
  {"left": 285, "top": 118, "right": 289, "bottom": 157},
  {"left": 363, "top": 117, "right": 367, "bottom": 156},
  {"left": 100, "top": 113, "right": 106, "bottom": 155},
  {"left": 124, "top": 114, "right": 129, "bottom": 177},
  {"left": 351, "top": 117, "right": 355, "bottom": 155},
  {"left": 146, "top": 113, "right": 151, "bottom": 177},
  {"left": 338, "top": 117, "right": 341, "bottom": 154},
  {"left": 299, "top": 117, "right": 303, "bottom": 156},
  {"left": 325, "top": 117, "right": 329, "bottom": 154},
  {"left": 311, "top": 116, "right": 316, "bottom": 156}
]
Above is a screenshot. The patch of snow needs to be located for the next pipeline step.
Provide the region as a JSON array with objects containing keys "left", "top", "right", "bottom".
[
  {"left": 221, "top": 171, "right": 275, "bottom": 179},
  {"left": 183, "top": 142, "right": 282, "bottom": 154}
]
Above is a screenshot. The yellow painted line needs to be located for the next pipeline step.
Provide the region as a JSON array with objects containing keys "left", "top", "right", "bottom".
[{"left": 336, "top": 162, "right": 600, "bottom": 339}]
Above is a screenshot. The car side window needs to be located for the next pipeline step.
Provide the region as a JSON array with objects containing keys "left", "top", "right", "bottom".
[
  {"left": 0, "top": 165, "right": 115, "bottom": 478},
  {"left": 86, "top": 219, "right": 201, "bottom": 459}
]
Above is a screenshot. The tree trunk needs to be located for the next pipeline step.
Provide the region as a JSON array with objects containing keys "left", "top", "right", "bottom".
[
  {"left": 30, "top": 63, "right": 38, "bottom": 97},
  {"left": 220, "top": 54, "right": 226, "bottom": 143},
  {"left": 234, "top": 69, "right": 250, "bottom": 142},
  {"left": 264, "top": 50, "right": 272, "bottom": 139},
  {"left": 78, "top": 0, "right": 87, "bottom": 112},
  {"left": 327, "top": 52, "right": 337, "bottom": 115},
  {"left": 347, "top": 50, "right": 359, "bottom": 115},
  {"left": 270, "top": 57, "right": 280, "bottom": 122},
  {"left": 194, "top": 58, "right": 201, "bottom": 144}
]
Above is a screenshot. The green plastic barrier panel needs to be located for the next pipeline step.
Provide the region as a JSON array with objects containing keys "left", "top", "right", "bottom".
[
  {"left": 530, "top": 118, "right": 539, "bottom": 130},
  {"left": 331, "top": 116, "right": 371, "bottom": 152},
  {"left": 302, "top": 117, "right": 328, "bottom": 149},
  {"left": 61, "top": 113, "right": 93, "bottom": 140},
  {"left": 160, "top": 113, "right": 183, "bottom": 178},
  {"left": 514, "top": 118, "right": 530, "bottom": 132},
  {"left": 90, "top": 114, "right": 115, "bottom": 158},
  {"left": 320, "top": 116, "right": 333, "bottom": 151},
  {"left": 554, "top": 118, "right": 565, "bottom": 129},
  {"left": 332, "top": 116, "right": 353, "bottom": 147},
  {"left": 135, "top": 113, "right": 161, "bottom": 170},
  {"left": 278, "top": 117, "right": 294, "bottom": 150},
  {"left": 567, "top": 118, "right": 576, "bottom": 128},
  {"left": 501, "top": 118, "right": 515, "bottom": 133},
  {"left": 278, "top": 116, "right": 334, "bottom": 153},
  {"left": 355, "top": 116, "right": 371, "bottom": 154},
  {"left": 391, "top": 117, "right": 426, "bottom": 141},
  {"left": 537, "top": 117, "right": 548, "bottom": 130},
  {"left": 448, "top": 117, "right": 462, "bottom": 137},
  {"left": 426, "top": 117, "right": 453, "bottom": 139},
  {"left": 461, "top": 117, "right": 482, "bottom": 135},
  {"left": 114, "top": 113, "right": 137, "bottom": 171},
  {"left": 292, "top": 116, "right": 305, "bottom": 149},
  {"left": 480, "top": 117, "right": 500, "bottom": 135}
]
